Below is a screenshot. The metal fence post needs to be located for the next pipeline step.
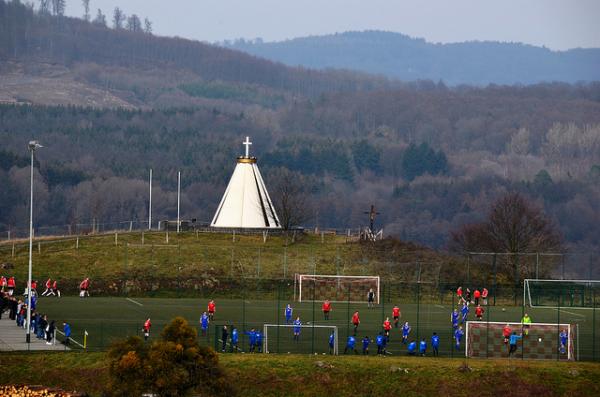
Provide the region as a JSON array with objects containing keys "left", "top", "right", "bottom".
[{"left": 492, "top": 254, "right": 497, "bottom": 306}]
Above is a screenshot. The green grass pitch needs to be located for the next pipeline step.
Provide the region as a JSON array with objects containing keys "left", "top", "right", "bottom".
[{"left": 35, "top": 296, "right": 599, "bottom": 360}]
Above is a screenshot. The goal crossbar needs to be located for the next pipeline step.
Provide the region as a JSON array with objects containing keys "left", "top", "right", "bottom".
[
  {"left": 262, "top": 324, "right": 338, "bottom": 355},
  {"left": 296, "top": 274, "right": 380, "bottom": 303}
]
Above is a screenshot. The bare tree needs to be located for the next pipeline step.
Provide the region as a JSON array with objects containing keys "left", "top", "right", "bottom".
[
  {"left": 82, "top": 0, "right": 91, "bottom": 21},
  {"left": 126, "top": 14, "right": 142, "bottom": 33},
  {"left": 144, "top": 17, "right": 153, "bottom": 34},
  {"left": 268, "top": 168, "right": 312, "bottom": 230},
  {"left": 112, "top": 7, "right": 125, "bottom": 29},
  {"left": 38, "top": 0, "right": 50, "bottom": 14},
  {"left": 51, "top": 0, "right": 65, "bottom": 16},
  {"left": 450, "top": 192, "right": 561, "bottom": 253},
  {"left": 93, "top": 8, "right": 107, "bottom": 27}
]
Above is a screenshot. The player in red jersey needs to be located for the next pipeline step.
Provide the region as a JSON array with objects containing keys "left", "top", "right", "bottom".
[
  {"left": 392, "top": 305, "right": 401, "bottom": 328},
  {"left": 352, "top": 311, "right": 360, "bottom": 335},
  {"left": 383, "top": 317, "right": 392, "bottom": 339},
  {"left": 502, "top": 324, "right": 512, "bottom": 347},
  {"left": 482, "top": 288, "right": 489, "bottom": 305},
  {"left": 475, "top": 304, "right": 484, "bottom": 320},
  {"left": 0, "top": 275, "right": 6, "bottom": 292},
  {"left": 52, "top": 280, "right": 61, "bottom": 298},
  {"left": 322, "top": 299, "right": 332, "bottom": 320},
  {"left": 473, "top": 289, "right": 481, "bottom": 306},
  {"left": 456, "top": 286, "right": 463, "bottom": 304},
  {"left": 42, "top": 278, "right": 52, "bottom": 296},
  {"left": 208, "top": 300, "right": 216, "bottom": 320},
  {"left": 143, "top": 318, "right": 151, "bottom": 341},
  {"left": 79, "top": 278, "right": 90, "bottom": 297},
  {"left": 7, "top": 277, "right": 15, "bottom": 296}
]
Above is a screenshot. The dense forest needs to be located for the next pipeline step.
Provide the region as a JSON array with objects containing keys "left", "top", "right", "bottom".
[
  {"left": 1, "top": 1, "right": 600, "bottom": 252},
  {"left": 225, "top": 31, "right": 600, "bottom": 86}
]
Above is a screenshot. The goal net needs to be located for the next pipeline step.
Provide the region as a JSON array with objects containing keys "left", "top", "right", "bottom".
[
  {"left": 295, "top": 274, "right": 380, "bottom": 303},
  {"left": 524, "top": 279, "right": 600, "bottom": 309},
  {"left": 263, "top": 324, "right": 338, "bottom": 355},
  {"left": 465, "top": 321, "right": 576, "bottom": 360}
]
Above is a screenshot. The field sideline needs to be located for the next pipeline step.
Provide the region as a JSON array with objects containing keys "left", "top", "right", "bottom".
[{"left": 27, "top": 296, "right": 598, "bottom": 360}]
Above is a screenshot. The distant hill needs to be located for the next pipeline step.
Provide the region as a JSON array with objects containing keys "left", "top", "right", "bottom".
[{"left": 224, "top": 31, "right": 600, "bottom": 86}]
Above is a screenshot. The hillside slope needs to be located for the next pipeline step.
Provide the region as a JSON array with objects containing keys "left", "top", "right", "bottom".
[
  {"left": 0, "top": 1, "right": 394, "bottom": 109},
  {"left": 225, "top": 30, "right": 600, "bottom": 86}
]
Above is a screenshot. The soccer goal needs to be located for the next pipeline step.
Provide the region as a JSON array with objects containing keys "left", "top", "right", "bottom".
[
  {"left": 465, "top": 321, "right": 576, "bottom": 360},
  {"left": 524, "top": 279, "right": 600, "bottom": 309},
  {"left": 294, "top": 274, "right": 380, "bottom": 303},
  {"left": 263, "top": 324, "right": 338, "bottom": 355}
]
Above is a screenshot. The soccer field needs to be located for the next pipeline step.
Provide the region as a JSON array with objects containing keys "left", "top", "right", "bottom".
[{"left": 35, "top": 296, "right": 599, "bottom": 360}]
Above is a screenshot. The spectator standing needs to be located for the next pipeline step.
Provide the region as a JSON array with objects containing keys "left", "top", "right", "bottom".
[{"left": 63, "top": 322, "right": 71, "bottom": 346}]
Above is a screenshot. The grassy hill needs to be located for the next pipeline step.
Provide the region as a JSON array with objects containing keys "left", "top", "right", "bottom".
[
  {"left": 0, "top": 231, "right": 461, "bottom": 290},
  {"left": 1, "top": 352, "right": 598, "bottom": 396}
]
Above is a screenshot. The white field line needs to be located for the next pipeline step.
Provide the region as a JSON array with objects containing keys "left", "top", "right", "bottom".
[
  {"left": 551, "top": 308, "right": 586, "bottom": 318},
  {"left": 126, "top": 297, "right": 144, "bottom": 307}
]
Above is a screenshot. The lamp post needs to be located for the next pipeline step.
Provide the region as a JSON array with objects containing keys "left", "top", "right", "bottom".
[{"left": 26, "top": 140, "right": 43, "bottom": 343}]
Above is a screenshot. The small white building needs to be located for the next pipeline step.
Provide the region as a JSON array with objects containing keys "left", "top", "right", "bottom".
[{"left": 211, "top": 137, "right": 281, "bottom": 229}]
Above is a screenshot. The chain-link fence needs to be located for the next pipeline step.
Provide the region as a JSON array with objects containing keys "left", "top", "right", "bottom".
[{"left": 3, "top": 280, "right": 597, "bottom": 361}]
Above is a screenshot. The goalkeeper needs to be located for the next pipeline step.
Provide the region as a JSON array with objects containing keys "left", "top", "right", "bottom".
[{"left": 521, "top": 313, "right": 532, "bottom": 336}]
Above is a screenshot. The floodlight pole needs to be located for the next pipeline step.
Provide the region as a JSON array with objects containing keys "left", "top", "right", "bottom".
[
  {"left": 148, "top": 168, "right": 152, "bottom": 230},
  {"left": 177, "top": 171, "right": 181, "bottom": 233},
  {"left": 26, "top": 140, "right": 42, "bottom": 344}
]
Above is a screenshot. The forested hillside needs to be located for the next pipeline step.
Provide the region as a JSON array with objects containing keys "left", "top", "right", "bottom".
[
  {"left": 0, "top": 1, "right": 393, "bottom": 109},
  {"left": 1, "top": 1, "right": 600, "bottom": 252},
  {"left": 225, "top": 31, "right": 600, "bottom": 86}
]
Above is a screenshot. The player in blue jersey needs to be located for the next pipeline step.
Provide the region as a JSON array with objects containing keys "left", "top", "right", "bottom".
[
  {"left": 376, "top": 332, "right": 385, "bottom": 355},
  {"left": 328, "top": 330, "right": 335, "bottom": 354},
  {"left": 509, "top": 331, "right": 522, "bottom": 357},
  {"left": 454, "top": 326, "right": 464, "bottom": 350},
  {"left": 451, "top": 309, "right": 459, "bottom": 330},
  {"left": 255, "top": 329, "right": 263, "bottom": 353},
  {"left": 200, "top": 311, "right": 209, "bottom": 336},
  {"left": 460, "top": 303, "right": 469, "bottom": 324},
  {"left": 231, "top": 326, "right": 239, "bottom": 352},
  {"left": 293, "top": 317, "right": 301, "bottom": 342},
  {"left": 402, "top": 321, "right": 411, "bottom": 344},
  {"left": 344, "top": 335, "right": 357, "bottom": 354},
  {"left": 407, "top": 340, "right": 417, "bottom": 355},
  {"left": 245, "top": 328, "right": 257, "bottom": 352},
  {"left": 285, "top": 304, "right": 293, "bottom": 324},
  {"left": 419, "top": 338, "right": 427, "bottom": 356},
  {"left": 431, "top": 332, "right": 440, "bottom": 357},
  {"left": 362, "top": 336, "right": 370, "bottom": 355},
  {"left": 559, "top": 329, "right": 568, "bottom": 355}
]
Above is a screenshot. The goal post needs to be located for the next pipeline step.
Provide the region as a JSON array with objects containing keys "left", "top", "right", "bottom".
[
  {"left": 295, "top": 274, "right": 380, "bottom": 303},
  {"left": 524, "top": 279, "right": 600, "bottom": 309},
  {"left": 263, "top": 324, "right": 338, "bottom": 355},
  {"left": 465, "top": 321, "right": 576, "bottom": 360}
]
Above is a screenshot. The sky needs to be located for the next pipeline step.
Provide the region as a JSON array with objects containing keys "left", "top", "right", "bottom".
[{"left": 65, "top": 0, "right": 600, "bottom": 50}]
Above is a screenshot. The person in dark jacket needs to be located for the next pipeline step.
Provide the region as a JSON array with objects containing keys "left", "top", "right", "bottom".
[
  {"left": 46, "top": 320, "right": 55, "bottom": 345},
  {"left": 221, "top": 325, "right": 229, "bottom": 352}
]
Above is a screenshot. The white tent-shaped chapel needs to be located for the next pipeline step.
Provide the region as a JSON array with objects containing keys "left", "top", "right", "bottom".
[{"left": 210, "top": 137, "right": 281, "bottom": 229}]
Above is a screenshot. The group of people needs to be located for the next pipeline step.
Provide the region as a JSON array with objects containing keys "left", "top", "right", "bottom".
[
  {"left": 1, "top": 275, "right": 91, "bottom": 298},
  {"left": 0, "top": 289, "right": 71, "bottom": 346}
]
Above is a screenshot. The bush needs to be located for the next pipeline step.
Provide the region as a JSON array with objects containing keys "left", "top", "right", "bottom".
[{"left": 106, "top": 317, "right": 233, "bottom": 397}]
